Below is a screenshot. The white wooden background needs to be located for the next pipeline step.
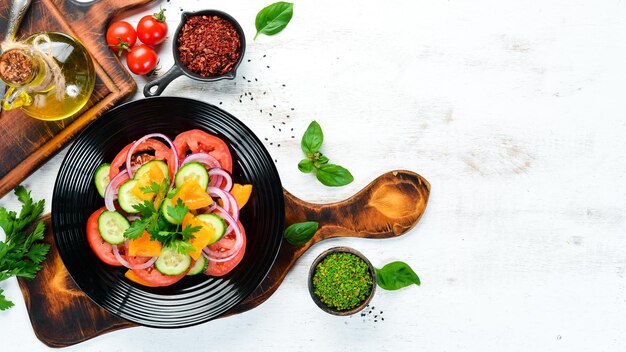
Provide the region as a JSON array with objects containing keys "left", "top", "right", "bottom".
[{"left": 1, "top": 0, "right": 626, "bottom": 350}]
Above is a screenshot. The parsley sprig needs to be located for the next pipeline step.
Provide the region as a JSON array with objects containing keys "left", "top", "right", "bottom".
[
  {"left": 0, "top": 186, "right": 50, "bottom": 310},
  {"left": 123, "top": 180, "right": 201, "bottom": 254}
]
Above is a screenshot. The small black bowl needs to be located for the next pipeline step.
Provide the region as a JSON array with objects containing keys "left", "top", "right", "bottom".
[
  {"left": 143, "top": 9, "right": 246, "bottom": 97},
  {"left": 308, "top": 247, "right": 377, "bottom": 316}
]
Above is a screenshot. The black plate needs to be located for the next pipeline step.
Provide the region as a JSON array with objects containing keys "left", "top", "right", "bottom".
[{"left": 52, "top": 97, "right": 284, "bottom": 328}]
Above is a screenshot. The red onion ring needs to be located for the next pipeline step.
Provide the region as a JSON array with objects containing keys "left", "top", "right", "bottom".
[
  {"left": 104, "top": 170, "right": 130, "bottom": 211},
  {"left": 208, "top": 168, "right": 233, "bottom": 191},
  {"left": 112, "top": 245, "right": 158, "bottom": 270},
  {"left": 202, "top": 206, "right": 243, "bottom": 262},
  {"left": 180, "top": 152, "right": 221, "bottom": 169},
  {"left": 125, "top": 133, "right": 179, "bottom": 180},
  {"left": 207, "top": 186, "right": 239, "bottom": 221}
]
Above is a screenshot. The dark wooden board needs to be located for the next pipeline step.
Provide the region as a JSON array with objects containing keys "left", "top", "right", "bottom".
[
  {"left": 17, "top": 170, "right": 430, "bottom": 347},
  {"left": 0, "top": 0, "right": 154, "bottom": 198}
]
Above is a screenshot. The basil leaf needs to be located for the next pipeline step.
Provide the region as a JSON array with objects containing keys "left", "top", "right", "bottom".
[
  {"left": 317, "top": 154, "right": 329, "bottom": 165},
  {"left": 255, "top": 2, "right": 294, "bottom": 40},
  {"left": 298, "top": 159, "right": 314, "bottom": 173},
  {"left": 375, "top": 261, "right": 421, "bottom": 290},
  {"left": 301, "top": 120, "right": 323, "bottom": 155},
  {"left": 316, "top": 164, "right": 354, "bottom": 187},
  {"left": 284, "top": 221, "right": 318, "bottom": 245}
]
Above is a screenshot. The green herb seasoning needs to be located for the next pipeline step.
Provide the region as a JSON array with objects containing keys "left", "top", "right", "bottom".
[{"left": 312, "top": 252, "right": 373, "bottom": 311}]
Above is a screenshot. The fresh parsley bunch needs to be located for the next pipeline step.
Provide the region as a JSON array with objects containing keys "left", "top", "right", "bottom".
[
  {"left": 123, "top": 179, "right": 201, "bottom": 254},
  {"left": 0, "top": 186, "right": 50, "bottom": 310}
]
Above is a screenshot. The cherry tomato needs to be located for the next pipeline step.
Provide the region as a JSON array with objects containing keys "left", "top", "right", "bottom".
[
  {"left": 136, "top": 7, "right": 168, "bottom": 46},
  {"left": 86, "top": 207, "right": 122, "bottom": 266},
  {"left": 173, "top": 129, "right": 233, "bottom": 173},
  {"left": 126, "top": 44, "right": 158, "bottom": 75},
  {"left": 204, "top": 222, "right": 246, "bottom": 277},
  {"left": 106, "top": 21, "right": 136, "bottom": 56}
]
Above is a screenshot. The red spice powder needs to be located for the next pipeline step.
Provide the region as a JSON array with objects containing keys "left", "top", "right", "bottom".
[{"left": 177, "top": 15, "right": 241, "bottom": 77}]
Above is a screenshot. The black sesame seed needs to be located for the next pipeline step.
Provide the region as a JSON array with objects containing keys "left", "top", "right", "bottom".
[
  {"left": 264, "top": 138, "right": 268, "bottom": 141},
  {"left": 273, "top": 105, "right": 276, "bottom": 108},
  {"left": 255, "top": 78, "right": 258, "bottom": 81},
  {"left": 248, "top": 80, "right": 251, "bottom": 83},
  {"left": 279, "top": 129, "right": 281, "bottom": 131},
  {"left": 247, "top": 59, "right": 251, "bottom": 62},
  {"left": 244, "top": 93, "right": 247, "bottom": 96},
  {"left": 263, "top": 54, "right": 267, "bottom": 57},
  {"left": 219, "top": 102, "right": 222, "bottom": 105},
  {"left": 267, "top": 65, "right": 270, "bottom": 68},
  {"left": 281, "top": 122, "right": 285, "bottom": 125},
  {"left": 382, "top": 317, "right": 385, "bottom": 321},
  {"left": 374, "top": 320, "right": 378, "bottom": 322},
  {"left": 263, "top": 92, "right": 267, "bottom": 95},
  {"left": 270, "top": 142, "right": 273, "bottom": 145},
  {"left": 243, "top": 76, "right": 246, "bottom": 80},
  {"left": 291, "top": 136, "right": 295, "bottom": 138},
  {"left": 260, "top": 110, "right": 263, "bottom": 113},
  {"left": 291, "top": 108, "right": 294, "bottom": 111},
  {"left": 287, "top": 115, "right": 290, "bottom": 118},
  {"left": 269, "top": 113, "right": 272, "bottom": 116},
  {"left": 277, "top": 144, "right": 281, "bottom": 147},
  {"left": 251, "top": 97, "right": 253, "bottom": 101},
  {"left": 239, "top": 100, "right": 242, "bottom": 103},
  {"left": 290, "top": 128, "right": 293, "bottom": 131},
  {"left": 282, "top": 84, "right": 286, "bottom": 87},
  {"left": 273, "top": 125, "right": 275, "bottom": 128}
]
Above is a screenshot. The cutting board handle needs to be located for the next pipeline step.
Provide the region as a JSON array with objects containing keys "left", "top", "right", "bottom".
[{"left": 286, "top": 169, "right": 430, "bottom": 242}]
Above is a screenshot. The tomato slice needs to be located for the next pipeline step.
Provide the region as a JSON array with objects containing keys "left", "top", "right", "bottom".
[
  {"left": 86, "top": 207, "right": 122, "bottom": 266},
  {"left": 204, "top": 222, "right": 246, "bottom": 277},
  {"left": 173, "top": 129, "right": 233, "bottom": 172},
  {"left": 127, "top": 256, "right": 190, "bottom": 287},
  {"left": 109, "top": 138, "right": 175, "bottom": 181}
]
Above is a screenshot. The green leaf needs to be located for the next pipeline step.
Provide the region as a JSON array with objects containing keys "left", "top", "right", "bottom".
[
  {"left": 298, "top": 159, "right": 314, "bottom": 173},
  {"left": 315, "top": 164, "right": 354, "bottom": 187},
  {"left": 317, "top": 154, "right": 329, "bottom": 165},
  {"left": 170, "top": 240, "right": 195, "bottom": 255},
  {"left": 254, "top": 2, "right": 294, "bottom": 40},
  {"left": 133, "top": 200, "right": 157, "bottom": 218},
  {"left": 283, "top": 221, "right": 319, "bottom": 246},
  {"left": 375, "top": 261, "right": 421, "bottom": 290},
  {"left": 301, "top": 120, "right": 323, "bottom": 154},
  {"left": 140, "top": 181, "right": 162, "bottom": 195},
  {"left": 166, "top": 199, "right": 189, "bottom": 225},
  {"left": 26, "top": 242, "right": 50, "bottom": 264},
  {"left": 180, "top": 224, "right": 202, "bottom": 241},
  {"left": 124, "top": 217, "right": 150, "bottom": 240},
  {"left": 0, "top": 289, "right": 14, "bottom": 311}
]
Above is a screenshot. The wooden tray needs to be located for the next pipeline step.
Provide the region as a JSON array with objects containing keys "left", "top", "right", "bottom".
[
  {"left": 17, "top": 170, "right": 430, "bottom": 347},
  {"left": 0, "top": 0, "right": 154, "bottom": 198}
]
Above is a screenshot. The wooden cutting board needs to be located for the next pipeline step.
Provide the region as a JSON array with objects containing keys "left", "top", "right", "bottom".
[
  {"left": 0, "top": 0, "right": 154, "bottom": 198},
  {"left": 17, "top": 170, "right": 430, "bottom": 348}
]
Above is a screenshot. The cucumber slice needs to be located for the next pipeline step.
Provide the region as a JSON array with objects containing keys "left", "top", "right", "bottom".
[
  {"left": 117, "top": 180, "right": 143, "bottom": 213},
  {"left": 134, "top": 160, "right": 169, "bottom": 181},
  {"left": 175, "top": 162, "right": 209, "bottom": 189},
  {"left": 155, "top": 247, "right": 192, "bottom": 276},
  {"left": 97, "top": 210, "right": 129, "bottom": 245},
  {"left": 187, "top": 255, "right": 208, "bottom": 276},
  {"left": 161, "top": 197, "right": 180, "bottom": 225},
  {"left": 196, "top": 213, "right": 227, "bottom": 245},
  {"left": 94, "top": 163, "right": 111, "bottom": 198}
]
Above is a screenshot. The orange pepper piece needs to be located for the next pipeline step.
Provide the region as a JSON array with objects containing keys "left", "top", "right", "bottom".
[
  {"left": 125, "top": 270, "right": 158, "bottom": 287},
  {"left": 171, "top": 179, "right": 213, "bottom": 210},
  {"left": 182, "top": 214, "right": 216, "bottom": 260},
  {"left": 128, "top": 231, "right": 162, "bottom": 257},
  {"left": 230, "top": 184, "right": 253, "bottom": 209},
  {"left": 131, "top": 163, "right": 166, "bottom": 200}
]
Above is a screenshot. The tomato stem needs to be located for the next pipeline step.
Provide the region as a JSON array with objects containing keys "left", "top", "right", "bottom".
[{"left": 153, "top": 6, "right": 167, "bottom": 22}]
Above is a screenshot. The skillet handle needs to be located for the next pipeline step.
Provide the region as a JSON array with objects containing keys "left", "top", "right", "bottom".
[{"left": 143, "top": 65, "right": 183, "bottom": 97}]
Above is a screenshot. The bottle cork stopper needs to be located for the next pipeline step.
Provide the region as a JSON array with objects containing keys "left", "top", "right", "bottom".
[{"left": 0, "top": 49, "right": 34, "bottom": 84}]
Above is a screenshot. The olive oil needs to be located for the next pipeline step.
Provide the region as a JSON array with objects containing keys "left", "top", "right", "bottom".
[{"left": 1, "top": 32, "right": 95, "bottom": 121}]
